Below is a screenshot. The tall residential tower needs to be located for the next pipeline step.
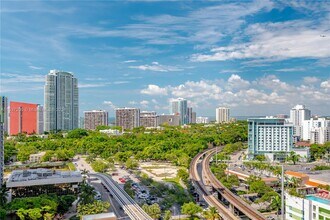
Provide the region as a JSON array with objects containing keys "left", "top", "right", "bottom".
[
  {"left": 44, "top": 70, "right": 79, "bottom": 132},
  {"left": 84, "top": 110, "right": 108, "bottom": 130},
  {"left": 170, "top": 98, "right": 188, "bottom": 125},
  {"left": 290, "top": 105, "right": 311, "bottom": 138},
  {"left": 115, "top": 108, "right": 140, "bottom": 130},
  {"left": 216, "top": 107, "right": 230, "bottom": 123},
  {"left": 0, "top": 96, "right": 8, "bottom": 134}
]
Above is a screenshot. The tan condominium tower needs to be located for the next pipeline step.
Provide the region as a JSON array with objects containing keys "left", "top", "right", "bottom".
[
  {"left": 216, "top": 107, "right": 230, "bottom": 123},
  {"left": 116, "top": 108, "right": 140, "bottom": 130},
  {"left": 84, "top": 110, "right": 108, "bottom": 130},
  {"left": 140, "top": 111, "right": 157, "bottom": 128}
]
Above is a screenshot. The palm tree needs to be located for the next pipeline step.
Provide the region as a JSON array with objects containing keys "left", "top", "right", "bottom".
[
  {"left": 0, "top": 183, "right": 8, "bottom": 207},
  {"left": 203, "top": 207, "right": 221, "bottom": 220},
  {"left": 79, "top": 182, "right": 96, "bottom": 205},
  {"left": 286, "top": 151, "right": 300, "bottom": 165},
  {"left": 270, "top": 195, "right": 281, "bottom": 219},
  {"left": 290, "top": 177, "right": 302, "bottom": 188}
]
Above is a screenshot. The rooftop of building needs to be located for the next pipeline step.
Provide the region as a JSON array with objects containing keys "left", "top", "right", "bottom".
[
  {"left": 84, "top": 110, "right": 107, "bottom": 113},
  {"left": 306, "top": 194, "right": 330, "bottom": 205},
  {"left": 307, "top": 170, "right": 330, "bottom": 185},
  {"left": 82, "top": 212, "right": 117, "bottom": 220},
  {"left": 295, "top": 141, "right": 311, "bottom": 147},
  {"left": 7, "top": 168, "right": 82, "bottom": 188},
  {"left": 115, "top": 107, "right": 139, "bottom": 110},
  {"left": 29, "top": 151, "right": 46, "bottom": 157}
]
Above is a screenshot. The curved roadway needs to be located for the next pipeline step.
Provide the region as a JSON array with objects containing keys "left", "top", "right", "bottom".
[
  {"left": 190, "top": 148, "right": 238, "bottom": 220},
  {"left": 202, "top": 148, "right": 266, "bottom": 220},
  {"left": 91, "top": 173, "right": 153, "bottom": 220}
]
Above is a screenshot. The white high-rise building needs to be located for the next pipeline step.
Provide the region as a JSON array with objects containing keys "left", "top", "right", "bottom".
[
  {"left": 44, "top": 70, "right": 79, "bottom": 132},
  {"left": 115, "top": 108, "right": 140, "bottom": 130},
  {"left": 216, "top": 107, "right": 230, "bottom": 123},
  {"left": 170, "top": 98, "right": 188, "bottom": 125},
  {"left": 248, "top": 118, "right": 294, "bottom": 161},
  {"left": 310, "top": 127, "right": 330, "bottom": 144},
  {"left": 196, "top": 117, "right": 209, "bottom": 124},
  {"left": 285, "top": 193, "right": 330, "bottom": 220},
  {"left": 302, "top": 118, "right": 330, "bottom": 143},
  {"left": 0, "top": 123, "right": 3, "bottom": 187},
  {"left": 84, "top": 110, "right": 108, "bottom": 130},
  {"left": 290, "top": 105, "right": 311, "bottom": 138}
]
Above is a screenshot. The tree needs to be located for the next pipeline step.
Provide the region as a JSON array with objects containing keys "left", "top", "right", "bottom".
[
  {"left": 286, "top": 151, "right": 300, "bottom": 165},
  {"left": 203, "top": 207, "right": 221, "bottom": 220},
  {"left": 255, "top": 155, "right": 266, "bottom": 162},
  {"left": 91, "top": 160, "right": 109, "bottom": 172},
  {"left": 0, "top": 183, "right": 8, "bottom": 207},
  {"left": 67, "top": 129, "right": 88, "bottom": 139},
  {"left": 96, "top": 125, "right": 111, "bottom": 131},
  {"left": 57, "top": 195, "right": 76, "bottom": 214},
  {"left": 125, "top": 158, "right": 139, "bottom": 170},
  {"left": 142, "top": 204, "right": 161, "bottom": 220},
  {"left": 270, "top": 195, "right": 281, "bottom": 218},
  {"left": 27, "top": 208, "right": 42, "bottom": 220},
  {"left": 177, "top": 168, "right": 189, "bottom": 184},
  {"left": 79, "top": 182, "right": 96, "bottom": 205},
  {"left": 164, "top": 210, "right": 172, "bottom": 220},
  {"left": 181, "top": 202, "right": 202, "bottom": 218},
  {"left": 16, "top": 208, "right": 27, "bottom": 220},
  {"left": 77, "top": 201, "right": 110, "bottom": 217}
]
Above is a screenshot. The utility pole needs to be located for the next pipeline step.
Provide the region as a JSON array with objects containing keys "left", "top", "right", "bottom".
[{"left": 281, "top": 164, "right": 285, "bottom": 220}]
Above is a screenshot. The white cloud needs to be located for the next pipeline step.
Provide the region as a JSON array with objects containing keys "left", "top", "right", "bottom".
[
  {"left": 191, "top": 20, "right": 330, "bottom": 62},
  {"left": 227, "top": 74, "right": 250, "bottom": 89},
  {"left": 103, "top": 101, "right": 116, "bottom": 109},
  {"left": 129, "top": 62, "right": 183, "bottom": 72},
  {"left": 140, "top": 100, "right": 149, "bottom": 107},
  {"left": 123, "top": 60, "right": 137, "bottom": 63},
  {"left": 113, "top": 81, "right": 130, "bottom": 84},
  {"left": 58, "top": 0, "right": 273, "bottom": 46},
  {"left": 0, "top": 72, "right": 44, "bottom": 83},
  {"left": 303, "top": 76, "right": 320, "bottom": 84},
  {"left": 141, "top": 84, "right": 168, "bottom": 95},
  {"left": 219, "top": 69, "right": 242, "bottom": 74},
  {"left": 276, "top": 68, "right": 306, "bottom": 72},
  {"left": 321, "top": 80, "right": 330, "bottom": 91},
  {"left": 78, "top": 82, "right": 110, "bottom": 88},
  {"left": 28, "top": 65, "right": 43, "bottom": 70},
  {"left": 139, "top": 74, "right": 330, "bottom": 113},
  {"left": 128, "top": 101, "right": 137, "bottom": 105},
  {"left": 85, "top": 77, "right": 105, "bottom": 81}
]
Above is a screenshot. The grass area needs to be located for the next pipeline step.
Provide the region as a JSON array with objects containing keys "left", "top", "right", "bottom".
[
  {"left": 67, "top": 162, "right": 76, "bottom": 171},
  {"left": 142, "top": 165, "right": 165, "bottom": 169},
  {"left": 164, "top": 176, "right": 181, "bottom": 185},
  {"left": 313, "top": 165, "right": 330, "bottom": 171}
]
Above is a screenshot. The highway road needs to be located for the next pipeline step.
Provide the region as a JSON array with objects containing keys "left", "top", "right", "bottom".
[
  {"left": 190, "top": 148, "right": 239, "bottom": 220},
  {"left": 90, "top": 173, "right": 153, "bottom": 220},
  {"left": 203, "top": 149, "right": 266, "bottom": 220}
]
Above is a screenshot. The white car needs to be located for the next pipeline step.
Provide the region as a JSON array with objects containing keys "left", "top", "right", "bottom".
[{"left": 94, "top": 191, "right": 102, "bottom": 200}]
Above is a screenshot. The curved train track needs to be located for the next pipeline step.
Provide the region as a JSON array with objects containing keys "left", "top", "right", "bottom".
[{"left": 190, "top": 147, "right": 266, "bottom": 220}]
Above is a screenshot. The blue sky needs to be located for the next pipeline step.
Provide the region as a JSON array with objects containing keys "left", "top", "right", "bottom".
[{"left": 1, "top": 0, "right": 330, "bottom": 117}]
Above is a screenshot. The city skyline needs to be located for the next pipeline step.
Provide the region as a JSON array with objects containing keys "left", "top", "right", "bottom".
[{"left": 1, "top": 1, "right": 330, "bottom": 117}]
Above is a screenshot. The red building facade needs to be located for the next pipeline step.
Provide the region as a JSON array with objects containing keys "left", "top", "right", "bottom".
[{"left": 9, "top": 102, "right": 43, "bottom": 135}]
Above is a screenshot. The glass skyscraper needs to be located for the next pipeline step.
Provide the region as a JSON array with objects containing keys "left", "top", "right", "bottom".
[
  {"left": 44, "top": 70, "right": 79, "bottom": 132},
  {"left": 170, "top": 98, "right": 188, "bottom": 125}
]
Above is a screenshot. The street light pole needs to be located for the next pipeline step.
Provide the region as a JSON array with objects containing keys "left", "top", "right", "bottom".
[{"left": 281, "top": 164, "right": 285, "bottom": 220}]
